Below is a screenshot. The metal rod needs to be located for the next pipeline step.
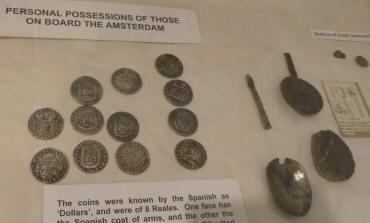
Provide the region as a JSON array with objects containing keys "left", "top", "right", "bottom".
[{"left": 284, "top": 53, "right": 298, "bottom": 77}]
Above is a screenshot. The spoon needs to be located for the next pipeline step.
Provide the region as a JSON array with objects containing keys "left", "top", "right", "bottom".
[
  {"left": 266, "top": 158, "right": 312, "bottom": 216},
  {"left": 280, "top": 53, "right": 323, "bottom": 115}
]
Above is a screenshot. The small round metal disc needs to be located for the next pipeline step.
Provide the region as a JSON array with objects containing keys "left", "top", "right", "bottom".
[
  {"left": 28, "top": 108, "right": 64, "bottom": 140},
  {"left": 107, "top": 112, "right": 139, "bottom": 142},
  {"left": 71, "top": 106, "right": 104, "bottom": 135},
  {"left": 355, "top": 56, "right": 369, "bottom": 67},
  {"left": 333, "top": 50, "right": 346, "bottom": 59},
  {"left": 164, "top": 80, "right": 193, "bottom": 106},
  {"left": 311, "top": 130, "right": 355, "bottom": 181},
  {"left": 111, "top": 68, "right": 142, "bottom": 94},
  {"left": 168, "top": 108, "right": 198, "bottom": 136},
  {"left": 73, "top": 140, "right": 108, "bottom": 174},
  {"left": 31, "top": 148, "right": 69, "bottom": 184},
  {"left": 266, "top": 158, "right": 312, "bottom": 216},
  {"left": 155, "top": 54, "right": 183, "bottom": 78},
  {"left": 70, "top": 76, "right": 103, "bottom": 105},
  {"left": 175, "top": 139, "right": 207, "bottom": 170},
  {"left": 115, "top": 141, "right": 150, "bottom": 175}
]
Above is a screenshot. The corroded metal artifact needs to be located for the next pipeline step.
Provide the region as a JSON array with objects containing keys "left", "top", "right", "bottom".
[
  {"left": 175, "top": 139, "right": 207, "bottom": 170},
  {"left": 266, "top": 158, "right": 312, "bottom": 216},
  {"left": 333, "top": 50, "right": 346, "bottom": 59},
  {"left": 107, "top": 112, "right": 139, "bottom": 142},
  {"left": 168, "top": 108, "right": 198, "bottom": 136},
  {"left": 115, "top": 141, "right": 150, "bottom": 175},
  {"left": 311, "top": 130, "right": 355, "bottom": 181},
  {"left": 71, "top": 106, "right": 104, "bottom": 135},
  {"left": 355, "top": 56, "right": 369, "bottom": 67},
  {"left": 111, "top": 68, "right": 142, "bottom": 94},
  {"left": 73, "top": 140, "right": 108, "bottom": 174},
  {"left": 281, "top": 53, "right": 323, "bottom": 115},
  {"left": 28, "top": 108, "right": 64, "bottom": 140},
  {"left": 164, "top": 79, "right": 193, "bottom": 106},
  {"left": 155, "top": 54, "right": 183, "bottom": 78},
  {"left": 71, "top": 76, "right": 103, "bottom": 105}
]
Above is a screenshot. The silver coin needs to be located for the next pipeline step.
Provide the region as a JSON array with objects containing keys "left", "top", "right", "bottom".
[
  {"left": 71, "top": 106, "right": 104, "bottom": 135},
  {"left": 175, "top": 139, "right": 207, "bottom": 170},
  {"left": 155, "top": 54, "right": 183, "bottom": 78},
  {"left": 73, "top": 140, "right": 108, "bottom": 174},
  {"left": 28, "top": 108, "right": 64, "bottom": 140},
  {"left": 112, "top": 68, "right": 142, "bottom": 94},
  {"left": 164, "top": 80, "right": 193, "bottom": 106},
  {"left": 107, "top": 112, "right": 139, "bottom": 142},
  {"left": 115, "top": 141, "right": 150, "bottom": 175},
  {"left": 168, "top": 108, "right": 198, "bottom": 136},
  {"left": 31, "top": 148, "right": 69, "bottom": 184},
  {"left": 71, "top": 76, "right": 103, "bottom": 105}
]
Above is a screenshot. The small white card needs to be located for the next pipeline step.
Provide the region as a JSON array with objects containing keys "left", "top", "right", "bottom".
[
  {"left": 0, "top": 0, "right": 201, "bottom": 43},
  {"left": 44, "top": 179, "right": 249, "bottom": 223},
  {"left": 310, "top": 29, "right": 370, "bottom": 42}
]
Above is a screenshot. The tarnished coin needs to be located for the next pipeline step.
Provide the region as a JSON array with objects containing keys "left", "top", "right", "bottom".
[
  {"left": 334, "top": 50, "right": 346, "bottom": 59},
  {"left": 111, "top": 68, "right": 142, "bottom": 94},
  {"left": 71, "top": 76, "right": 103, "bottom": 105},
  {"left": 155, "top": 54, "right": 183, "bottom": 78},
  {"left": 31, "top": 148, "right": 69, "bottom": 184},
  {"left": 164, "top": 80, "right": 193, "bottom": 106},
  {"left": 311, "top": 130, "right": 355, "bottom": 181},
  {"left": 115, "top": 141, "right": 150, "bottom": 175},
  {"left": 107, "top": 112, "right": 139, "bottom": 142},
  {"left": 71, "top": 106, "right": 104, "bottom": 135},
  {"left": 175, "top": 139, "right": 207, "bottom": 170},
  {"left": 169, "top": 108, "right": 198, "bottom": 136},
  {"left": 355, "top": 56, "right": 369, "bottom": 67},
  {"left": 73, "top": 140, "right": 108, "bottom": 174},
  {"left": 28, "top": 108, "right": 64, "bottom": 140}
]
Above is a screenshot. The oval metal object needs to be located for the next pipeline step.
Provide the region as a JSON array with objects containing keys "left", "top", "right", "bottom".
[
  {"left": 107, "top": 112, "right": 139, "bottom": 142},
  {"left": 155, "top": 54, "right": 183, "bottom": 78},
  {"left": 70, "top": 106, "right": 104, "bottom": 135},
  {"left": 111, "top": 68, "right": 142, "bottom": 94},
  {"left": 115, "top": 141, "right": 150, "bottom": 175},
  {"left": 164, "top": 79, "right": 193, "bottom": 106},
  {"left": 311, "top": 130, "right": 355, "bottom": 181},
  {"left": 28, "top": 108, "right": 64, "bottom": 140},
  {"left": 266, "top": 158, "right": 312, "bottom": 216},
  {"left": 168, "top": 108, "right": 198, "bottom": 136},
  {"left": 355, "top": 56, "right": 369, "bottom": 67},
  {"left": 70, "top": 76, "right": 103, "bottom": 105},
  {"left": 280, "top": 53, "right": 323, "bottom": 115},
  {"left": 73, "top": 140, "right": 108, "bottom": 174}
]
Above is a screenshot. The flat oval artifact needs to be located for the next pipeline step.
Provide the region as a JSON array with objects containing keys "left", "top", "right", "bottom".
[
  {"left": 111, "top": 68, "right": 142, "bottom": 94},
  {"left": 266, "top": 158, "right": 312, "bottom": 216},
  {"left": 281, "top": 53, "right": 323, "bottom": 115},
  {"left": 155, "top": 54, "right": 183, "bottom": 78},
  {"left": 71, "top": 106, "right": 104, "bottom": 135},
  {"left": 175, "top": 139, "right": 207, "bottom": 170},
  {"left": 115, "top": 141, "right": 150, "bottom": 175},
  {"left": 31, "top": 148, "right": 69, "bottom": 184},
  {"left": 168, "top": 108, "right": 198, "bottom": 136},
  {"left": 71, "top": 76, "right": 103, "bottom": 105},
  {"left": 355, "top": 56, "right": 369, "bottom": 67},
  {"left": 333, "top": 50, "right": 346, "bottom": 59},
  {"left": 28, "top": 108, "right": 64, "bottom": 140},
  {"left": 311, "top": 130, "right": 355, "bottom": 181},
  {"left": 73, "top": 140, "right": 108, "bottom": 174},
  {"left": 164, "top": 79, "right": 193, "bottom": 106},
  {"left": 107, "top": 112, "right": 139, "bottom": 142}
]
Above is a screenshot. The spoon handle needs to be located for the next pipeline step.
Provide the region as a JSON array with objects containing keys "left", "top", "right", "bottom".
[
  {"left": 245, "top": 74, "right": 272, "bottom": 129},
  {"left": 284, "top": 53, "right": 298, "bottom": 77}
]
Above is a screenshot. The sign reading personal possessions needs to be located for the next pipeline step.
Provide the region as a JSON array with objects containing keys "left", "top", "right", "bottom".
[
  {"left": 44, "top": 179, "right": 249, "bottom": 223},
  {"left": 0, "top": 0, "right": 201, "bottom": 43},
  {"left": 322, "top": 81, "right": 370, "bottom": 137},
  {"left": 310, "top": 29, "right": 370, "bottom": 42}
]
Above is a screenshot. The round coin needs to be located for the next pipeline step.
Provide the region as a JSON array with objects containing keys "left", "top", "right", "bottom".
[
  {"left": 155, "top": 54, "right": 183, "bottom": 78},
  {"left": 71, "top": 76, "right": 103, "bottom": 105},
  {"left": 355, "top": 56, "right": 369, "bottom": 67},
  {"left": 168, "top": 108, "right": 198, "bottom": 136},
  {"left": 71, "top": 106, "right": 104, "bottom": 135},
  {"left": 73, "top": 140, "right": 108, "bottom": 174},
  {"left": 164, "top": 80, "right": 193, "bottom": 106},
  {"left": 175, "top": 139, "right": 207, "bottom": 170},
  {"left": 115, "top": 141, "right": 150, "bottom": 175},
  {"left": 28, "top": 108, "right": 64, "bottom": 140},
  {"left": 31, "top": 148, "right": 69, "bottom": 184},
  {"left": 111, "top": 68, "right": 142, "bottom": 94},
  {"left": 107, "top": 112, "right": 139, "bottom": 142}
]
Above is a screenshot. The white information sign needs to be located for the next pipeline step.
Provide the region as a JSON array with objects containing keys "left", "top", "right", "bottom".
[
  {"left": 44, "top": 179, "right": 249, "bottom": 223},
  {"left": 310, "top": 29, "right": 370, "bottom": 42},
  {"left": 0, "top": 0, "right": 201, "bottom": 43}
]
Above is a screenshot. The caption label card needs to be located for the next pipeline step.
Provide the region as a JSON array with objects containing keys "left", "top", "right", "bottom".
[
  {"left": 44, "top": 179, "right": 249, "bottom": 223},
  {"left": 311, "top": 29, "right": 370, "bottom": 42},
  {"left": 0, "top": 0, "right": 201, "bottom": 43},
  {"left": 322, "top": 81, "right": 370, "bottom": 137}
]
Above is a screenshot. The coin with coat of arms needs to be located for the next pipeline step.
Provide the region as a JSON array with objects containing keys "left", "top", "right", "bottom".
[
  {"left": 70, "top": 76, "right": 103, "bottom": 105},
  {"left": 155, "top": 54, "right": 183, "bottom": 78},
  {"left": 168, "top": 108, "right": 198, "bottom": 136},
  {"left": 107, "top": 112, "right": 139, "bottom": 142},
  {"left": 175, "top": 139, "right": 207, "bottom": 170},
  {"left": 164, "top": 80, "right": 193, "bottom": 106},
  {"left": 31, "top": 148, "right": 69, "bottom": 184},
  {"left": 71, "top": 106, "right": 104, "bottom": 135},
  {"left": 111, "top": 68, "right": 142, "bottom": 94},
  {"left": 73, "top": 140, "right": 108, "bottom": 174},
  {"left": 28, "top": 108, "right": 64, "bottom": 140},
  {"left": 115, "top": 141, "right": 150, "bottom": 175}
]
